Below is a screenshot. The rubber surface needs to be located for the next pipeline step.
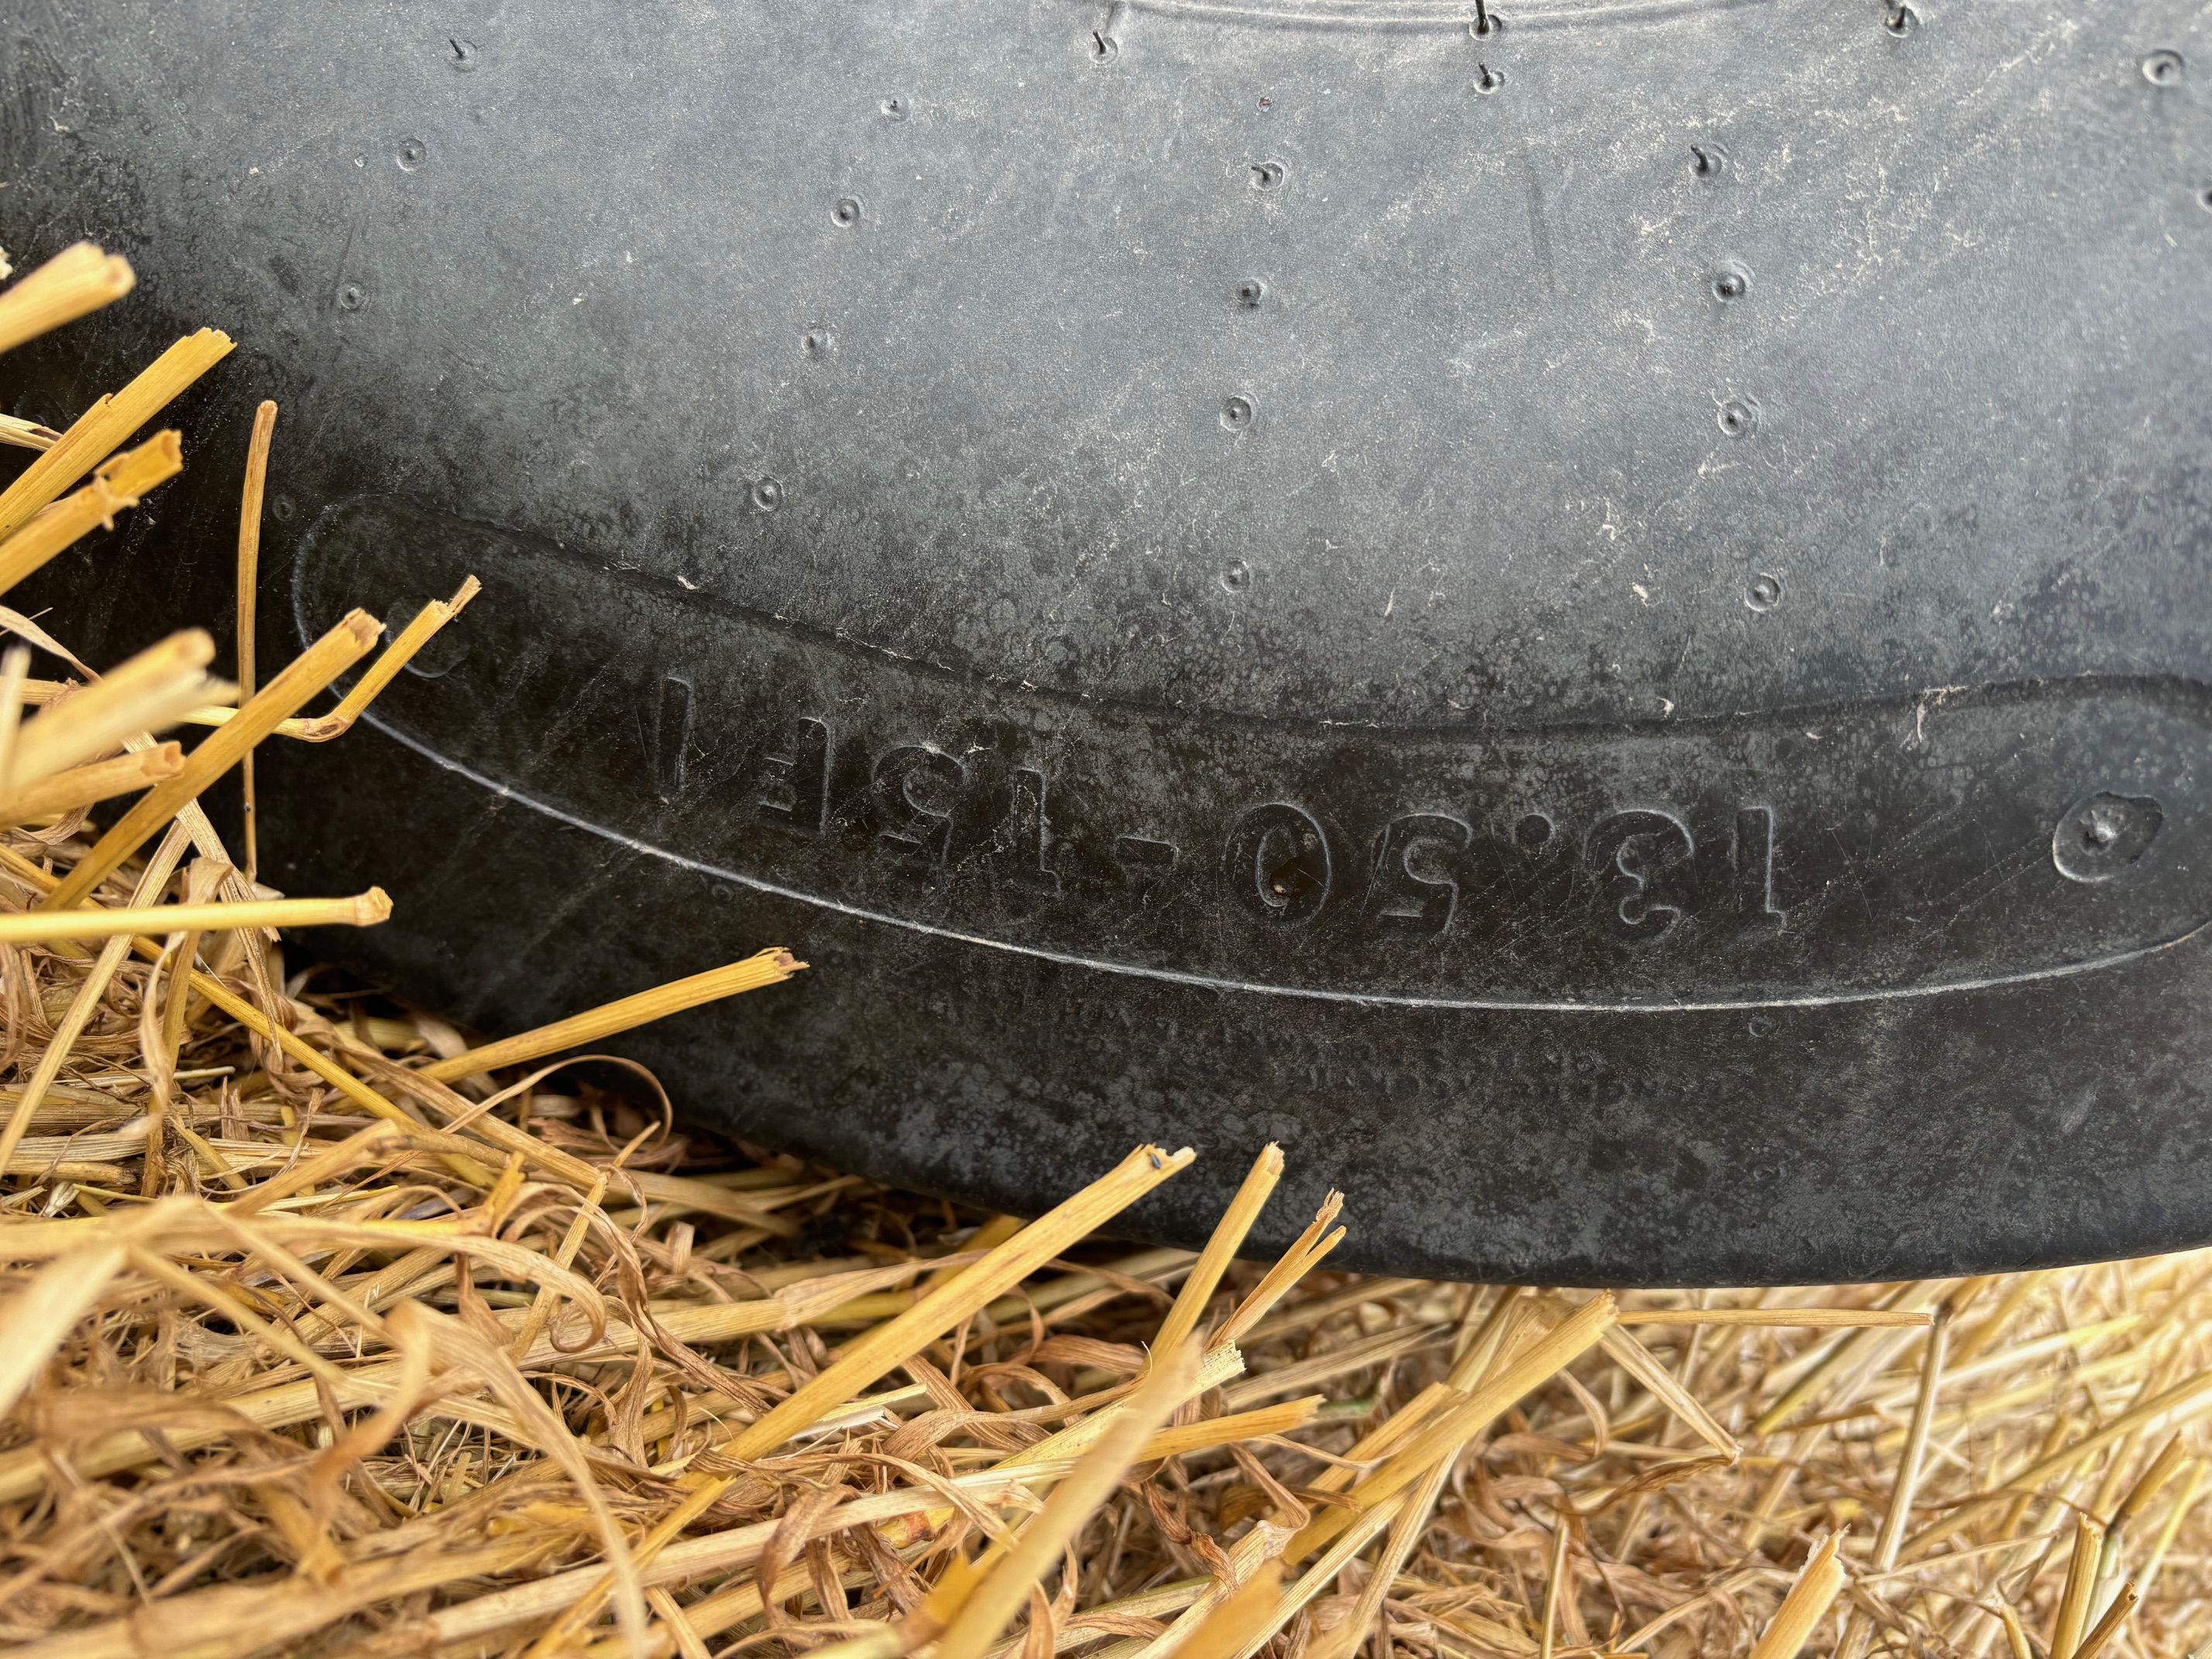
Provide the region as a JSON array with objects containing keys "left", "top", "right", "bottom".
[{"left": 4, "top": 0, "right": 2211, "bottom": 1281}]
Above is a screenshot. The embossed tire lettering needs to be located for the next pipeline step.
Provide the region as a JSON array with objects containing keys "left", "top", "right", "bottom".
[{"left": 1227, "top": 802, "right": 1332, "bottom": 927}]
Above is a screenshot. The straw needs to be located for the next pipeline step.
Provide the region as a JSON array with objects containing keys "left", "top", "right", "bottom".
[
  {"left": 7, "top": 628, "right": 228, "bottom": 789},
  {"left": 0, "top": 431, "right": 183, "bottom": 597},
  {"left": 0, "top": 414, "right": 63, "bottom": 453},
  {"left": 933, "top": 1344, "right": 1200, "bottom": 1659},
  {"left": 0, "top": 241, "right": 135, "bottom": 356},
  {"left": 0, "top": 742, "right": 184, "bottom": 824},
  {"left": 235, "top": 398, "right": 276, "bottom": 878},
  {"left": 0, "top": 328, "right": 232, "bottom": 541},
  {"left": 0, "top": 887, "right": 389, "bottom": 944},
  {"left": 1749, "top": 1532, "right": 1849, "bottom": 1659},
  {"left": 38, "top": 610, "right": 380, "bottom": 908},
  {"left": 295, "top": 575, "right": 483, "bottom": 740},
  {"left": 423, "top": 946, "right": 806, "bottom": 1082}
]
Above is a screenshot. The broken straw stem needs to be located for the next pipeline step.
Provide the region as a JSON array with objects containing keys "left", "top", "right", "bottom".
[
  {"left": 1617, "top": 1307, "right": 1934, "bottom": 1328},
  {"left": 37, "top": 608, "right": 380, "bottom": 910},
  {"left": 9, "top": 679, "right": 331, "bottom": 747},
  {"left": 307, "top": 576, "right": 481, "bottom": 738},
  {"left": 0, "top": 431, "right": 183, "bottom": 599},
  {"left": 0, "top": 328, "right": 232, "bottom": 542},
  {"left": 421, "top": 949, "right": 806, "bottom": 1083},
  {"left": 237, "top": 397, "right": 276, "bottom": 881},
  {"left": 0, "top": 240, "right": 136, "bottom": 357},
  {"left": 0, "top": 889, "right": 389, "bottom": 946},
  {"left": 0, "top": 414, "right": 63, "bottom": 453},
  {"left": 0, "top": 743, "right": 184, "bottom": 823},
  {"left": 141, "top": 704, "right": 315, "bottom": 739},
  {"left": 142, "top": 577, "right": 483, "bottom": 744}
]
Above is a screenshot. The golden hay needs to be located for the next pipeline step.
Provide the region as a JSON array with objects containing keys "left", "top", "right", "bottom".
[{"left": 0, "top": 240, "right": 2208, "bottom": 1659}]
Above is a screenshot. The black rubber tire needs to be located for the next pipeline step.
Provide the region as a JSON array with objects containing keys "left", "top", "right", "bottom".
[{"left": 5, "top": 0, "right": 2211, "bottom": 1281}]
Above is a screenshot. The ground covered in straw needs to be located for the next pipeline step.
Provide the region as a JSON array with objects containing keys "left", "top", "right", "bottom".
[{"left": 2, "top": 241, "right": 2210, "bottom": 1659}]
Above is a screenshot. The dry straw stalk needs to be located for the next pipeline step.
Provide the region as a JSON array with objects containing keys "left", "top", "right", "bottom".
[
  {"left": 0, "top": 431, "right": 182, "bottom": 597},
  {"left": 0, "top": 886, "right": 390, "bottom": 945},
  {"left": 0, "top": 240, "right": 134, "bottom": 356}
]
